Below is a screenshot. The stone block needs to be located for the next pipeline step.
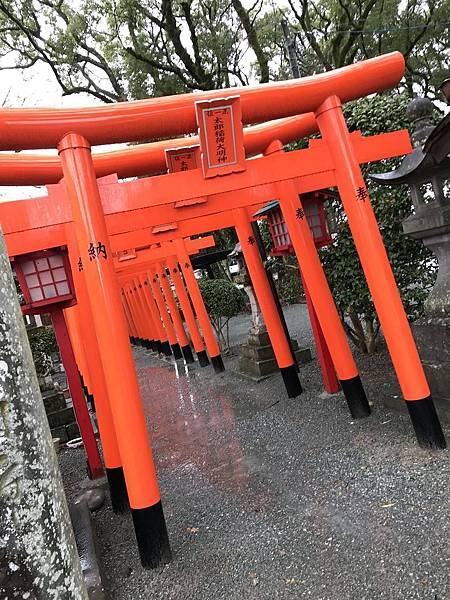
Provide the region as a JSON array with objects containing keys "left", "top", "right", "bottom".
[
  {"left": 240, "top": 343, "right": 275, "bottom": 362},
  {"left": 42, "top": 390, "right": 66, "bottom": 413},
  {"left": 238, "top": 356, "right": 278, "bottom": 377},
  {"left": 66, "top": 422, "right": 81, "bottom": 441},
  {"left": 47, "top": 406, "right": 75, "bottom": 428},
  {"left": 247, "top": 330, "right": 270, "bottom": 347},
  {"left": 51, "top": 425, "right": 68, "bottom": 443},
  {"left": 295, "top": 347, "right": 312, "bottom": 363},
  {"left": 414, "top": 319, "right": 450, "bottom": 363},
  {"left": 413, "top": 319, "right": 450, "bottom": 421}
]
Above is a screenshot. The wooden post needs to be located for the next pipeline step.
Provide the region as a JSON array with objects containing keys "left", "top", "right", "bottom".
[{"left": 58, "top": 133, "right": 171, "bottom": 568}]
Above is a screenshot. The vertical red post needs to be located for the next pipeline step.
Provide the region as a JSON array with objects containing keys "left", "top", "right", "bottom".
[
  {"left": 58, "top": 133, "right": 171, "bottom": 568},
  {"left": 148, "top": 266, "right": 181, "bottom": 358},
  {"left": 155, "top": 261, "right": 195, "bottom": 364},
  {"left": 124, "top": 282, "right": 143, "bottom": 344},
  {"left": 133, "top": 277, "right": 156, "bottom": 350},
  {"left": 139, "top": 273, "right": 168, "bottom": 355},
  {"left": 65, "top": 227, "right": 127, "bottom": 513},
  {"left": 165, "top": 255, "right": 209, "bottom": 366},
  {"left": 233, "top": 207, "right": 302, "bottom": 398},
  {"left": 316, "top": 95, "right": 446, "bottom": 449},
  {"left": 174, "top": 238, "right": 225, "bottom": 373},
  {"left": 121, "top": 287, "right": 138, "bottom": 342},
  {"left": 299, "top": 270, "right": 340, "bottom": 394},
  {"left": 129, "top": 280, "right": 149, "bottom": 347},
  {"left": 262, "top": 141, "right": 367, "bottom": 415},
  {"left": 50, "top": 308, "right": 104, "bottom": 478}
]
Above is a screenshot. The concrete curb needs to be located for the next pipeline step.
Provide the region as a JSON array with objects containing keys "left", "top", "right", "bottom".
[{"left": 69, "top": 499, "right": 105, "bottom": 600}]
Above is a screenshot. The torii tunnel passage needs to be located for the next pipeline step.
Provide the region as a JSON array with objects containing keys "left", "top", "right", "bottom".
[
  {"left": 1, "top": 118, "right": 442, "bottom": 431},
  {"left": 0, "top": 52, "right": 446, "bottom": 570},
  {"left": 115, "top": 237, "right": 216, "bottom": 366}
]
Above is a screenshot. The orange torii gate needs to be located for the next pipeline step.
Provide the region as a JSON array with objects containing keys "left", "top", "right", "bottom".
[
  {"left": 0, "top": 52, "right": 446, "bottom": 571},
  {"left": 114, "top": 236, "right": 218, "bottom": 365},
  {"left": 2, "top": 107, "right": 442, "bottom": 422}
]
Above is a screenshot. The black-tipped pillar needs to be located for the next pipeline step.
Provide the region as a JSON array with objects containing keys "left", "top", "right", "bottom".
[
  {"left": 131, "top": 501, "right": 172, "bottom": 568},
  {"left": 161, "top": 341, "right": 172, "bottom": 356},
  {"left": 196, "top": 350, "right": 210, "bottom": 367},
  {"left": 106, "top": 467, "right": 129, "bottom": 514},
  {"left": 406, "top": 397, "right": 446, "bottom": 449},
  {"left": 340, "top": 375, "right": 371, "bottom": 419},
  {"left": 155, "top": 340, "right": 163, "bottom": 354},
  {"left": 171, "top": 343, "right": 183, "bottom": 360},
  {"left": 280, "top": 364, "right": 303, "bottom": 398},
  {"left": 181, "top": 344, "right": 195, "bottom": 364},
  {"left": 211, "top": 354, "right": 225, "bottom": 373}
]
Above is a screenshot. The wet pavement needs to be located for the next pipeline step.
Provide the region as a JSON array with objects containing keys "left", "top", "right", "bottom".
[{"left": 60, "top": 312, "right": 450, "bottom": 600}]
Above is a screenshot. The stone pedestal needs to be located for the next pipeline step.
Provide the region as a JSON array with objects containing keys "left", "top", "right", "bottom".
[
  {"left": 403, "top": 207, "right": 450, "bottom": 422},
  {"left": 238, "top": 329, "right": 312, "bottom": 379},
  {"left": 413, "top": 316, "right": 450, "bottom": 422}
]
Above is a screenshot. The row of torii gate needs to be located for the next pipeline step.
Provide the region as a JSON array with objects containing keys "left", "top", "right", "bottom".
[{"left": 0, "top": 51, "right": 446, "bottom": 569}]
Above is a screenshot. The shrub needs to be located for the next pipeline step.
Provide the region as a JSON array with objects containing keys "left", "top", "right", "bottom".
[
  {"left": 27, "top": 325, "right": 58, "bottom": 377},
  {"left": 198, "top": 278, "right": 247, "bottom": 351}
]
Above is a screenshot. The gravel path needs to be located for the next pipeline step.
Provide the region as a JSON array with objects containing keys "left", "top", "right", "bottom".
[{"left": 59, "top": 304, "right": 449, "bottom": 600}]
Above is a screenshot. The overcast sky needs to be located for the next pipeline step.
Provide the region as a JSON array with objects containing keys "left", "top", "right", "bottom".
[
  {"left": 0, "top": 61, "right": 122, "bottom": 201},
  {"left": 0, "top": 51, "right": 447, "bottom": 202}
]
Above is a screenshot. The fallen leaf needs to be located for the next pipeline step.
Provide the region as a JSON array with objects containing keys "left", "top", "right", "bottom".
[
  {"left": 186, "top": 526, "right": 199, "bottom": 534},
  {"left": 381, "top": 503, "right": 395, "bottom": 508}
]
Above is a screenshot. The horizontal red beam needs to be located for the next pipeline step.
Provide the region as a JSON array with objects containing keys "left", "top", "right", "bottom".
[
  {"left": 0, "top": 130, "right": 411, "bottom": 257},
  {"left": 0, "top": 53, "right": 404, "bottom": 150},
  {"left": 0, "top": 114, "right": 317, "bottom": 185}
]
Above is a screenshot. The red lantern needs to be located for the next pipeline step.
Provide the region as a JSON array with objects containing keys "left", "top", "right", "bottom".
[
  {"left": 253, "top": 189, "right": 340, "bottom": 395},
  {"left": 12, "top": 247, "right": 75, "bottom": 313},
  {"left": 255, "top": 189, "right": 335, "bottom": 255}
]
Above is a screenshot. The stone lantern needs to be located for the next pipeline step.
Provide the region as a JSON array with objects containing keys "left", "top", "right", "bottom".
[
  {"left": 370, "top": 91, "right": 450, "bottom": 420},
  {"left": 229, "top": 238, "right": 311, "bottom": 379}
]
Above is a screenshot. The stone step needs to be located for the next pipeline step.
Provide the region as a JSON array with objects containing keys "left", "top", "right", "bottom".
[
  {"left": 51, "top": 422, "right": 80, "bottom": 443},
  {"left": 295, "top": 347, "right": 312, "bottom": 363},
  {"left": 42, "top": 391, "right": 66, "bottom": 413},
  {"left": 239, "top": 355, "right": 278, "bottom": 377},
  {"left": 47, "top": 406, "right": 75, "bottom": 429},
  {"left": 240, "top": 343, "right": 275, "bottom": 362}
]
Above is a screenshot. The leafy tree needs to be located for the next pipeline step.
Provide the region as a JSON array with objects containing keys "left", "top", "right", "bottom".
[
  {"left": 0, "top": 0, "right": 448, "bottom": 102},
  {"left": 0, "top": 0, "right": 270, "bottom": 101},
  {"left": 319, "top": 92, "right": 437, "bottom": 353},
  {"left": 198, "top": 278, "right": 247, "bottom": 351},
  {"left": 27, "top": 325, "right": 58, "bottom": 376},
  {"left": 285, "top": 0, "right": 450, "bottom": 98}
]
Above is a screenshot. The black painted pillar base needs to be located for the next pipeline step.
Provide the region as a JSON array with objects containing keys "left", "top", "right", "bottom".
[
  {"left": 171, "top": 343, "right": 183, "bottom": 360},
  {"left": 196, "top": 350, "right": 210, "bottom": 367},
  {"left": 340, "top": 375, "right": 371, "bottom": 419},
  {"left": 211, "top": 354, "right": 225, "bottom": 373},
  {"left": 129, "top": 336, "right": 135, "bottom": 345},
  {"left": 131, "top": 501, "right": 172, "bottom": 569},
  {"left": 280, "top": 364, "right": 303, "bottom": 398},
  {"left": 106, "top": 466, "right": 129, "bottom": 514},
  {"left": 181, "top": 345, "right": 195, "bottom": 364},
  {"left": 406, "top": 396, "right": 447, "bottom": 449},
  {"left": 161, "top": 341, "right": 172, "bottom": 356},
  {"left": 155, "top": 340, "right": 163, "bottom": 354},
  {"left": 144, "top": 339, "right": 153, "bottom": 350}
]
